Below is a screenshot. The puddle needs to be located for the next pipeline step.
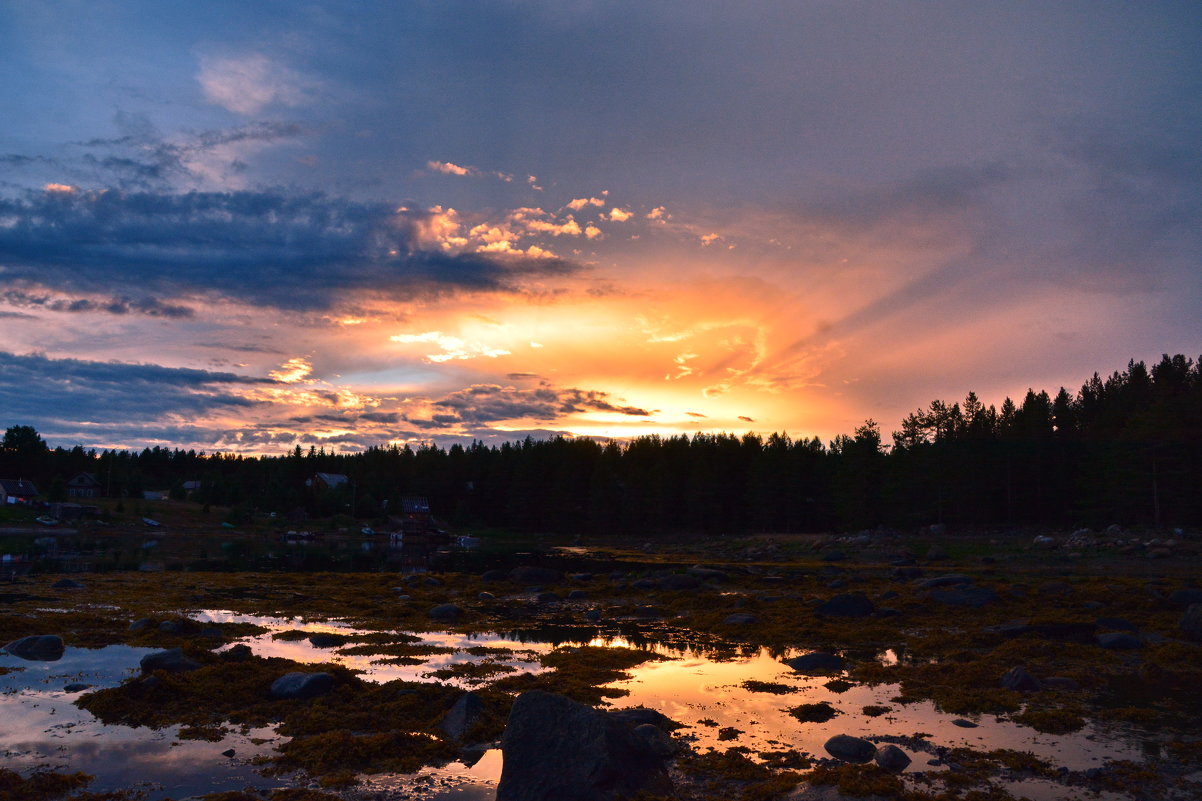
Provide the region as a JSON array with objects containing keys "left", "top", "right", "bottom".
[
  {"left": 0, "top": 644, "right": 283, "bottom": 799},
  {"left": 0, "top": 610, "right": 1169, "bottom": 801}
]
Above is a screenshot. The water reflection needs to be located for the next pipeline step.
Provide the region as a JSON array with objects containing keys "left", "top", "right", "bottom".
[
  {"left": 0, "top": 644, "right": 283, "bottom": 800},
  {"left": 0, "top": 609, "right": 1166, "bottom": 801}
]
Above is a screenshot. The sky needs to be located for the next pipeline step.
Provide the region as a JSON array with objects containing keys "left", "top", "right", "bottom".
[{"left": 1, "top": 1, "right": 1199, "bottom": 453}]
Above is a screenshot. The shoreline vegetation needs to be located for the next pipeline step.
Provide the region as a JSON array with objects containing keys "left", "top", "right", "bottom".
[{"left": 3, "top": 353, "right": 1200, "bottom": 536}]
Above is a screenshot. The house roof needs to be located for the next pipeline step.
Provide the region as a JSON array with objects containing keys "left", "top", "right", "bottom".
[
  {"left": 314, "top": 472, "right": 349, "bottom": 487},
  {"left": 0, "top": 479, "right": 38, "bottom": 496},
  {"left": 68, "top": 472, "right": 101, "bottom": 486}
]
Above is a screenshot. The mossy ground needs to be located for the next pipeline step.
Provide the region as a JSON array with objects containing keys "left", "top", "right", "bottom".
[{"left": 3, "top": 528, "right": 1201, "bottom": 800}]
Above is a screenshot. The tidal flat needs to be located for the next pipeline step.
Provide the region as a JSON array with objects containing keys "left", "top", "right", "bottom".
[{"left": 2, "top": 528, "right": 1201, "bottom": 801}]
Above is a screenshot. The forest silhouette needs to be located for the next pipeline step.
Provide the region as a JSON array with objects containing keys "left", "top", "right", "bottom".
[{"left": 4, "top": 354, "right": 1199, "bottom": 533}]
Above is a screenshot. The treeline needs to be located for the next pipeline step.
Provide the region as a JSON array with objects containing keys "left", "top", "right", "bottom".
[{"left": 3, "top": 353, "right": 1200, "bottom": 532}]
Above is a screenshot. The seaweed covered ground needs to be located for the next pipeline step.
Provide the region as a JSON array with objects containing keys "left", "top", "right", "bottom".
[{"left": 2, "top": 527, "right": 1201, "bottom": 801}]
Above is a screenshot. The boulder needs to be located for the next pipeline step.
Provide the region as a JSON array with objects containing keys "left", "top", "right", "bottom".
[
  {"left": 608, "top": 707, "right": 681, "bottom": 731},
  {"left": 270, "top": 671, "right": 336, "bottom": 700},
  {"left": 52, "top": 578, "right": 85, "bottom": 589},
  {"left": 508, "top": 566, "right": 564, "bottom": 585},
  {"left": 815, "top": 593, "right": 874, "bottom": 618},
  {"left": 687, "top": 565, "right": 728, "bottom": 581},
  {"left": 440, "top": 691, "right": 487, "bottom": 741},
  {"left": 785, "top": 652, "right": 845, "bottom": 674},
  {"left": 497, "top": 690, "right": 672, "bottom": 801},
  {"left": 4, "top": 635, "right": 65, "bottom": 661},
  {"left": 63, "top": 683, "right": 92, "bottom": 692},
  {"left": 659, "top": 574, "right": 700, "bottom": 591},
  {"left": 479, "top": 591, "right": 497, "bottom": 600},
  {"left": 428, "top": 604, "right": 466, "bottom": 622},
  {"left": 222, "top": 644, "right": 253, "bottom": 662},
  {"left": 919, "top": 574, "right": 973, "bottom": 589},
  {"left": 1179, "top": 604, "right": 1202, "bottom": 640},
  {"left": 824, "top": 734, "right": 877, "bottom": 763},
  {"left": 128, "top": 618, "right": 155, "bottom": 632},
  {"left": 633, "top": 724, "right": 676, "bottom": 759},
  {"left": 1096, "top": 632, "right": 1141, "bottom": 650},
  {"left": 1001, "top": 666, "right": 1042, "bottom": 692},
  {"left": 140, "top": 648, "right": 201, "bottom": 674},
  {"left": 1096, "top": 617, "right": 1138, "bottom": 632},
  {"left": 308, "top": 632, "right": 349, "bottom": 648},
  {"left": 536, "top": 592, "right": 561, "bottom": 605},
  {"left": 567, "top": 589, "right": 587, "bottom": 600},
  {"left": 1169, "top": 588, "right": 1202, "bottom": 606},
  {"left": 875, "top": 744, "right": 912, "bottom": 772},
  {"left": 951, "top": 719, "right": 978, "bottom": 728},
  {"left": 929, "top": 587, "right": 997, "bottom": 608},
  {"left": 723, "top": 613, "right": 757, "bottom": 625}
]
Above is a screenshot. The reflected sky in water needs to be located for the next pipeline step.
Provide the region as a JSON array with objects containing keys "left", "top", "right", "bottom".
[{"left": 1, "top": 612, "right": 1164, "bottom": 801}]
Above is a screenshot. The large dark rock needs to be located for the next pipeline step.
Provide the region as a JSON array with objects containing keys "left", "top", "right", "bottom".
[
  {"left": 815, "top": 593, "right": 874, "bottom": 618},
  {"left": 929, "top": 587, "right": 997, "bottom": 608},
  {"left": 508, "top": 566, "right": 564, "bottom": 585},
  {"left": 308, "top": 632, "right": 349, "bottom": 648},
  {"left": 4, "top": 635, "right": 65, "bottom": 661},
  {"left": 428, "top": 604, "right": 466, "bottom": 622},
  {"left": 52, "top": 578, "right": 85, "bottom": 589},
  {"left": 441, "top": 691, "right": 487, "bottom": 741},
  {"left": 1000, "top": 666, "right": 1042, "bottom": 692},
  {"left": 785, "top": 652, "right": 845, "bottom": 674},
  {"left": 824, "top": 734, "right": 877, "bottom": 763},
  {"left": 497, "top": 690, "right": 672, "bottom": 801},
  {"left": 270, "top": 671, "right": 336, "bottom": 700},
  {"left": 140, "top": 648, "right": 201, "bottom": 674}
]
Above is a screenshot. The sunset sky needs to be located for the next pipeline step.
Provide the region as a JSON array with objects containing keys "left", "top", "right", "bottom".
[{"left": 1, "top": 2, "right": 1199, "bottom": 452}]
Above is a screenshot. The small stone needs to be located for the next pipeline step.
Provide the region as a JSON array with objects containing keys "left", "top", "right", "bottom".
[
  {"left": 951, "top": 718, "right": 978, "bottom": 728},
  {"left": 140, "top": 648, "right": 201, "bottom": 674},
  {"left": 307, "top": 632, "right": 349, "bottom": 648},
  {"left": 723, "top": 613, "right": 757, "bottom": 625},
  {"left": 478, "top": 591, "right": 496, "bottom": 600},
  {"left": 1096, "top": 632, "right": 1142, "bottom": 650},
  {"left": 815, "top": 593, "right": 874, "bottom": 617},
  {"left": 52, "top": 578, "right": 85, "bottom": 589},
  {"left": 270, "top": 671, "right": 336, "bottom": 700},
  {"left": 786, "top": 652, "right": 845, "bottom": 674},
  {"left": 428, "top": 604, "right": 466, "bottom": 622},
  {"left": 63, "top": 683, "right": 92, "bottom": 692},
  {"left": 824, "top": 734, "right": 877, "bottom": 763},
  {"left": 222, "top": 748, "right": 236, "bottom": 758},
  {"left": 1001, "top": 666, "right": 1042, "bottom": 692},
  {"left": 875, "top": 744, "right": 912, "bottom": 772}
]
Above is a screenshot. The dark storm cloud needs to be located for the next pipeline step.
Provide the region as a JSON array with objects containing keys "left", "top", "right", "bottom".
[
  {"left": 1, "top": 288, "right": 194, "bottom": 318},
  {"left": 0, "top": 351, "right": 275, "bottom": 426},
  {"left": 0, "top": 189, "right": 575, "bottom": 310},
  {"left": 412, "top": 384, "right": 652, "bottom": 428}
]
